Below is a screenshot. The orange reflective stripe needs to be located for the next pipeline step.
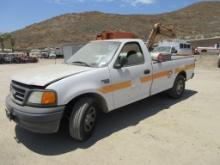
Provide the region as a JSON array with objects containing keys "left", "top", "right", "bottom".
[
  {"left": 141, "top": 63, "right": 195, "bottom": 84},
  {"left": 140, "top": 70, "right": 172, "bottom": 84},
  {"left": 99, "top": 63, "right": 195, "bottom": 92},
  {"left": 98, "top": 81, "right": 132, "bottom": 94},
  {"left": 153, "top": 70, "right": 172, "bottom": 80},
  {"left": 140, "top": 75, "right": 152, "bottom": 83}
]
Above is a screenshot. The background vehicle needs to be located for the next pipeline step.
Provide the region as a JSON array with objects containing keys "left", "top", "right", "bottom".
[
  {"left": 3, "top": 54, "right": 12, "bottom": 63},
  {"left": 5, "top": 39, "right": 195, "bottom": 141},
  {"left": 0, "top": 52, "right": 38, "bottom": 64},
  {"left": 41, "top": 50, "right": 49, "bottom": 58},
  {"left": 156, "top": 40, "right": 192, "bottom": 56},
  {"left": 150, "top": 45, "right": 175, "bottom": 61},
  {"left": 0, "top": 53, "right": 5, "bottom": 63},
  {"left": 30, "top": 49, "right": 41, "bottom": 58},
  {"left": 55, "top": 47, "right": 64, "bottom": 58},
  {"left": 49, "top": 50, "right": 56, "bottom": 59},
  {"left": 197, "top": 43, "right": 220, "bottom": 54}
]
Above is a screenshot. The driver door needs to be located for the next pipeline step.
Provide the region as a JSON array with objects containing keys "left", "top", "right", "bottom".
[{"left": 109, "top": 42, "right": 151, "bottom": 109}]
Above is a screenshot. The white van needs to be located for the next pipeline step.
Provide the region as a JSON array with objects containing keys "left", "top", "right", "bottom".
[{"left": 157, "top": 40, "right": 192, "bottom": 56}]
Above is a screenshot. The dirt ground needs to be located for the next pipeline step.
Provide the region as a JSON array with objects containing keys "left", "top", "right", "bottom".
[{"left": 0, "top": 56, "right": 220, "bottom": 165}]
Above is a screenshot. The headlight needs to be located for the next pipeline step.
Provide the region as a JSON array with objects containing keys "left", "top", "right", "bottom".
[{"left": 27, "top": 91, "right": 57, "bottom": 106}]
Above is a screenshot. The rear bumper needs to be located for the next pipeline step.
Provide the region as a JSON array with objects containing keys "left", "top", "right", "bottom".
[{"left": 5, "top": 96, "right": 65, "bottom": 133}]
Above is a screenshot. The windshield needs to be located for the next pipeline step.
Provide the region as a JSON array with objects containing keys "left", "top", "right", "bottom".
[
  {"left": 67, "top": 41, "right": 121, "bottom": 67},
  {"left": 152, "top": 46, "right": 171, "bottom": 53}
]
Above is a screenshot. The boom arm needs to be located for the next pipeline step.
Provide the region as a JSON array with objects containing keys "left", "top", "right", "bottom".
[{"left": 147, "top": 23, "right": 176, "bottom": 51}]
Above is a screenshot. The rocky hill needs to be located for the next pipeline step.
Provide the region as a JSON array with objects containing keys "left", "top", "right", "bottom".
[{"left": 11, "top": 1, "right": 220, "bottom": 49}]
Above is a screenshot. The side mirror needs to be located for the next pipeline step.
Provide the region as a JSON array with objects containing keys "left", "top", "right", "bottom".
[{"left": 114, "top": 56, "right": 127, "bottom": 69}]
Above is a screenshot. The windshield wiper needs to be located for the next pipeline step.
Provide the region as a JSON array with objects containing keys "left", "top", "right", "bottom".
[{"left": 72, "top": 61, "right": 91, "bottom": 67}]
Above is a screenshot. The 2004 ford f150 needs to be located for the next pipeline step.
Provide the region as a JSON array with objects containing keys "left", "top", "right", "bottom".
[{"left": 5, "top": 39, "right": 195, "bottom": 141}]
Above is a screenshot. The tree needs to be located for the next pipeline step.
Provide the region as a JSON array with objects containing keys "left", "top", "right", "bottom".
[
  {"left": 0, "top": 33, "right": 15, "bottom": 52},
  {"left": 0, "top": 35, "right": 4, "bottom": 52},
  {"left": 10, "top": 37, "right": 15, "bottom": 52}
]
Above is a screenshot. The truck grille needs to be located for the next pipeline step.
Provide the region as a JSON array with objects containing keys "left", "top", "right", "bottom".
[
  {"left": 10, "top": 81, "right": 45, "bottom": 105},
  {"left": 11, "top": 81, "right": 29, "bottom": 105}
]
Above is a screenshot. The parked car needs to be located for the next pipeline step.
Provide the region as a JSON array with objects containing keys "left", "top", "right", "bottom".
[
  {"left": 11, "top": 54, "right": 21, "bottom": 63},
  {"left": 5, "top": 39, "right": 195, "bottom": 141},
  {"left": 0, "top": 53, "right": 5, "bottom": 64},
  {"left": 151, "top": 45, "right": 176, "bottom": 61},
  {"left": 0, "top": 53, "right": 38, "bottom": 64},
  {"left": 30, "top": 49, "right": 41, "bottom": 58},
  {"left": 3, "top": 54, "right": 12, "bottom": 63},
  {"left": 41, "top": 50, "right": 49, "bottom": 58},
  {"left": 49, "top": 51, "right": 56, "bottom": 59}
]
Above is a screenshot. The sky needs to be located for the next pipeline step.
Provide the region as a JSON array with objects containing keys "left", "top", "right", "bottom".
[{"left": 0, "top": 0, "right": 210, "bottom": 33}]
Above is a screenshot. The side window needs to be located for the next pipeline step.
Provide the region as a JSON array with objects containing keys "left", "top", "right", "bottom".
[
  {"left": 117, "top": 42, "right": 144, "bottom": 67},
  {"left": 180, "top": 43, "right": 184, "bottom": 49}
]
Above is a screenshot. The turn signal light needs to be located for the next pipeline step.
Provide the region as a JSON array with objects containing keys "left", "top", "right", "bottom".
[{"left": 41, "top": 91, "right": 57, "bottom": 105}]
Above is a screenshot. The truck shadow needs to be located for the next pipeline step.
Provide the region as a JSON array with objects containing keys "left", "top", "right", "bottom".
[{"left": 15, "top": 89, "right": 197, "bottom": 155}]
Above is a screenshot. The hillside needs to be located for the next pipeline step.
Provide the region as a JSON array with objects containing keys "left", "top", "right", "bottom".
[{"left": 11, "top": 1, "right": 220, "bottom": 49}]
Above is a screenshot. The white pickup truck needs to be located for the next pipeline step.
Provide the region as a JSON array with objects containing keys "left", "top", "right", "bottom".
[{"left": 5, "top": 39, "right": 195, "bottom": 141}]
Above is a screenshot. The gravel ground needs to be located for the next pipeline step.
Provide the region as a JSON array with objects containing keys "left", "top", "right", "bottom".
[{"left": 0, "top": 56, "right": 220, "bottom": 165}]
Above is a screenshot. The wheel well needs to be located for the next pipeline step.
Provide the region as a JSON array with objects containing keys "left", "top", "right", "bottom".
[
  {"left": 201, "top": 49, "right": 207, "bottom": 53},
  {"left": 178, "top": 71, "right": 187, "bottom": 80},
  {"left": 65, "top": 93, "right": 108, "bottom": 117}
]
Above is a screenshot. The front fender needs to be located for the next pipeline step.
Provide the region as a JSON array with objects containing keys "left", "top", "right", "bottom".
[
  {"left": 46, "top": 67, "right": 114, "bottom": 111},
  {"left": 66, "top": 89, "right": 113, "bottom": 109}
]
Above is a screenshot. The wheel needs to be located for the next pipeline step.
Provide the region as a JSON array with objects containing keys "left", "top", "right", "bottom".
[
  {"left": 168, "top": 75, "right": 185, "bottom": 99},
  {"left": 218, "top": 59, "right": 220, "bottom": 68},
  {"left": 69, "top": 97, "right": 98, "bottom": 141}
]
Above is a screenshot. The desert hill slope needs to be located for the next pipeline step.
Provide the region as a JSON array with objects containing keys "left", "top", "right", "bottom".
[{"left": 11, "top": 2, "right": 220, "bottom": 49}]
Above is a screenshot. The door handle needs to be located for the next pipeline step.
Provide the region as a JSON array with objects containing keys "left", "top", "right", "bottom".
[{"left": 144, "top": 69, "right": 151, "bottom": 75}]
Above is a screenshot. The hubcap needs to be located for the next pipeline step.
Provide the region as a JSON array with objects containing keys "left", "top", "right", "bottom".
[
  {"left": 176, "top": 80, "right": 184, "bottom": 95},
  {"left": 84, "top": 107, "right": 96, "bottom": 132}
]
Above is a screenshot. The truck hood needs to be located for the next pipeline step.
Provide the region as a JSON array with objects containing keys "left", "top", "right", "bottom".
[{"left": 11, "top": 64, "right": 92, "bottom": 86}]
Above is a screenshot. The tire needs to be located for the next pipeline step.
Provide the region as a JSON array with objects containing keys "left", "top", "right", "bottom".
[
  {"left": 218, "top": 59, "right": 220, "bottom": 68},
  {"left": 69, "top": 97, "right": 98, "bottom": 141},
  {"left": 168, "top": 75, "right": 185, "bottom": 99}
]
